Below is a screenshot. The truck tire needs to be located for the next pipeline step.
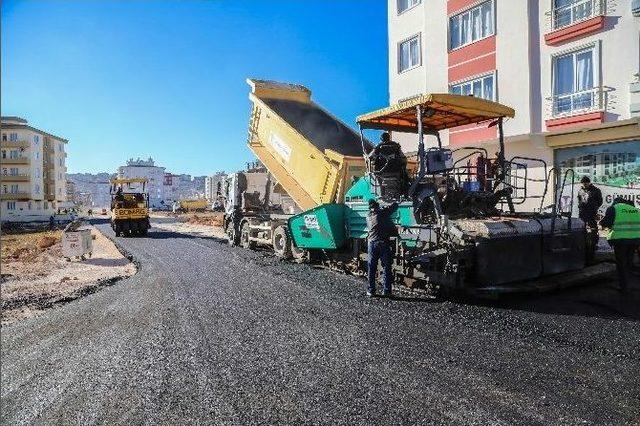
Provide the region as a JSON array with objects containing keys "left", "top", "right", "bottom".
[
  {"left": 272, "top": 226, "right": 292, "bottom": 259},
  {"left": 226, "top": 221, "right": 239, "bottom": 246},
  {"left": 240, "top": 221, "right": 255, "bottom": 249},
  {"left": 291, "top": 244, "right": 308, "bottom": 263}
]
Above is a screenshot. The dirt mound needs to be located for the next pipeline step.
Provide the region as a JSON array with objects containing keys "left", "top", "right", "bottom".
[
  {"left": 37, "top": 236, "right": 58, "bottom": 249},
  {"left": 11, "top": 247, "right": 34, "bottom": 260},
  {"left": 187, "top": 214, "right": 223, "bottom": 227}
]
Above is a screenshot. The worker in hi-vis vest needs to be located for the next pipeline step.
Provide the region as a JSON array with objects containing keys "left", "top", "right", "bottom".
[{"left": 599, "top": 197, "right": 640, "bottom": 292}]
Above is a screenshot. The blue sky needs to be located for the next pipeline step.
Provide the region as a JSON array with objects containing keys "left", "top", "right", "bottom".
[{"left": 1, "top": 0, "right": 389, "bottom": 176}]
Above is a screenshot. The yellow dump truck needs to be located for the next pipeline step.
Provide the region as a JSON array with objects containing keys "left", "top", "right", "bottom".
[
  {"left": 110, "top": 178, "right": 150, "bottom": 237},
  {"left": 177, "top": 199, "right": 209, "bottom": 212},
  {"left": 224, "top": 79, "right": 375, "bottom": 257}
]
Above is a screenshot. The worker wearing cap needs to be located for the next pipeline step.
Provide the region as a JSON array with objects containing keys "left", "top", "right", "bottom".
[
  {"left": 599, "top": 197, "right": 640, "bottom": 292},
  {"left": 367, "top": 199, "right": 399, "bottom": 297},
  {"left": 577, "top": 176, "right": 603, "bottom": 264}
]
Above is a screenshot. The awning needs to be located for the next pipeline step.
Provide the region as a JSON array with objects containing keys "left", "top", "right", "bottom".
[{"left": 357, "top": 93, "right": 515, "bottom": 133}]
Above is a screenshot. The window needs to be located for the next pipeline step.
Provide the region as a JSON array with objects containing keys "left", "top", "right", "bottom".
[
  {"left": 9, "top": 150, "right": 19, "bottom": 159},
  {"left": 7, "top": 201, "right": 16, "bottom": 210},
  {"left": 1, "top": 150, "right": 5, "bottom": 159},
  {"left": 9, "top": 133, "right": 18, "bottom": 142},
  {"left": 1, "top": 134, "right": 6, "bottom": 141},
  {"left": 397, "top": 0, "right": 420, "bottom": 14},
  {"left": 44, "top": 201, "right": 49, "bottom": 210},
  {"left": 33, "top": 135, "right": 40, "bottom": 144},
  {"left": 10, "top": 184, "right": 19, "bottom": 194},
  {"left": 552, "top": 46, "right": 598, "bottom": 116},
  {"left": 451, "top": 74, "right": 495, "bottom": 101},
  {"left": 9, "top": 168, "right": 18, "bottom": 176},
  {"left": 553, "top": 0, "right": 600, "bottom": 30},
  {"left": 449, "top": 0, "right": 494, "bottom": 50},
  {"left": 398, "top": 35, "right": 421, "bottom": 73},
  {"left": 59, "top": 143, "right": 63, "bottom": 152},
  {"left": 36, "top": 167, "right": 41, "bottom": 178},
  {"left": 35, "top": 184, "right": 40, "bottom": 194}
]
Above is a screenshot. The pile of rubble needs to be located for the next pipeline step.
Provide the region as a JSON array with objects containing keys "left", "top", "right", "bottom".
[{"left": 187, "top": 213, "right": 224, "bottom": 228}]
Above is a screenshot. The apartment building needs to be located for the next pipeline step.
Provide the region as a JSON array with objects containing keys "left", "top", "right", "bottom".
[
  {"left": 388, "top": 0, "right": 640, "bottom": 211},
  {"left": 1, "top": 116, "right": 68, "bottom": 221},
  {"left": 204, "top": 172, "right": 227, "bottom": 201}
]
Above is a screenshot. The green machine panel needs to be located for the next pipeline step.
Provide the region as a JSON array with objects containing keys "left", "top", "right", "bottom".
[{"left": 289, "top": 204, "right": 348, "bottom": 249}]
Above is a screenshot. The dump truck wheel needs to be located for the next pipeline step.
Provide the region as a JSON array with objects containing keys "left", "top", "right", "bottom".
[
  {"left": 226, "top": 221, "right": 239, "bottom": 246},
  {"left": 272, "top": 226, "right": 292, "bottom": 259},
  {"left": 291, "top": 244, "right": 308, "bottom": 263},
  {"left": 240, "top": 221, "right": 255, "bottom": 249}
]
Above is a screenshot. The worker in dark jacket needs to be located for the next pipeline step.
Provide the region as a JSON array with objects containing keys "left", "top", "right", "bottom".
[
  {"left": 367, "top": 199, "right": 399, "bottom": 297},
  {"left": 577, "top": 176, "right": 603, "bottom": 264},
  {"left": 599, "top": 197, "right": 640, "bottom": 292}
]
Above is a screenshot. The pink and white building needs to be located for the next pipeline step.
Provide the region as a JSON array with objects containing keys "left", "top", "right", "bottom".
[{"left": 388, "top": 0, "right": 640, "bottom": 210}]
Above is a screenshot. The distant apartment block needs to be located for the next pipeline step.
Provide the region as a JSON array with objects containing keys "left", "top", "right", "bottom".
[
  {"left": 204, "top": 172, "right": 227, "bottom": 201},
  {"left": 1, "top": 116, "right": 68, "bottom": 221},
  {"left": 388, "top": 0, "right": 640, "bottom": 209},
  {"left": 65, "top": 180, "right": 76, "bottom": 203},
  {"left": 118, "top": 157, "right": 166, "bottom": 208},
  {"left": 67, "top": 172, "right": 114, "bottom": 208}
]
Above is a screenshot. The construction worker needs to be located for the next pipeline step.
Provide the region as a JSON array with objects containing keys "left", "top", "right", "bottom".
[
  {"left": 599, "top": 197, "right": 640, "bottom": 292},
  {"left": 577, "top": 176, "right": 603, "bottom": 264},
  {"left": 367, "top": 199, "right": 399, "bottom": 297}
]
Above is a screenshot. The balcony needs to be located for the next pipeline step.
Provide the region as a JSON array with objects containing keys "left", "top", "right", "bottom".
[
  {"left": 1, "top": 156, "right": 30, "bottom": 165},
  {"left": 545, "top": 87, "right": 605, "bottom": 130},
  {"left": 545, "top": 0, "right": 605, "bottom": 45},
  {"left": 1, "top": 191, "right": 31, "bottom": 200},
  {"left": 0, "top": 139, "right": 29, "bottom": 149},
  {"left": 552, "top": 87, "right": 603, "bottom": 117},
  {"left": 1, "top": 173, "right": 30, "bottom": 182}
]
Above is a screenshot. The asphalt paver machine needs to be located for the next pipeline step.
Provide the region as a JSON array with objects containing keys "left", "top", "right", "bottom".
[{"left": 288, "top": 94, "right": 591, "bottom": 295}]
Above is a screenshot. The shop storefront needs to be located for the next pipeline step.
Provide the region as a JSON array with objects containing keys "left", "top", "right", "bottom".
[{"left": 548, "top": 118, "right": 640, "bottom": 216}]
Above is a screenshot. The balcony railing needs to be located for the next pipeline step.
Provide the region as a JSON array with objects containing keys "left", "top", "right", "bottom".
[
  {"left": 552, "top": 0, "right": 604, "bottom": 30},
  {"left": 1, "top": 156, "right": 30, "bottom": 165},
  {"left": 0, "top": 139, "right": 29, "bottom": 148},
  {"left": 550, "top": 87, "right": 603, "bottom": 118},
  {"left": 1, "top": 191, "right": 31, "bottom": 200},
  {"left": 1, "top": 173, "right": 30, "bottom": 182}
]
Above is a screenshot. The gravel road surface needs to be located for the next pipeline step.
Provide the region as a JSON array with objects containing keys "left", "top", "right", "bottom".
[{"left": 2, "top": 218, "right": 639, "bottom": 425}]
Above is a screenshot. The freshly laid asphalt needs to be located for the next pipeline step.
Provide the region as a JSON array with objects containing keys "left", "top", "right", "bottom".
[{"left": 1, "top": 218, "right": 639, "bottom": 425}]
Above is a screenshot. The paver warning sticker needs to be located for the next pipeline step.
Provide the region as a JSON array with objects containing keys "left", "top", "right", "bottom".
[{"left": 304, "top": 214, "right": 319, "bottom": 230}]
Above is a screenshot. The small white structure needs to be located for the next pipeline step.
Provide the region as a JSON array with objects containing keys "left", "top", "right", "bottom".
[{"left": 62, "top": 226, "right": 93, "bottom": 260}]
